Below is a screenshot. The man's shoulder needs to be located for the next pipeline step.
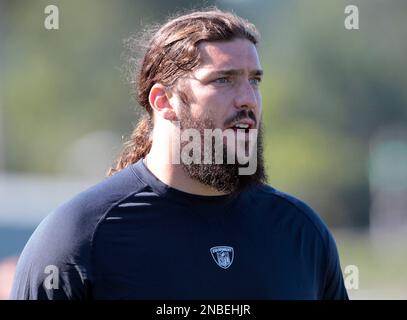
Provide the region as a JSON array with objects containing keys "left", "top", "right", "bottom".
[
  {"left": 251, "top": 184, "right": 333, "bottom": 241},
  {"left": 10, "top": 166, "right": 146, "bottom": 299},
  {"left": 15, "top": 165, "right": 146, "bottom": 276},
  {"left": 33, "top": 165, "right": 146, "bottom": 244},
  {"left": 64, "top": 165, "right": 144, "bottom": 207}
]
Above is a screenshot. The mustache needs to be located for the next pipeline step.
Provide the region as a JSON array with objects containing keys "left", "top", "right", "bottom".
[{"left": 224, "top": 110, "right": 257, "bottom": 128}]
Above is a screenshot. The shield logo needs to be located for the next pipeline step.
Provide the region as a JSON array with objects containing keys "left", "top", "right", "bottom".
[{"left": 210, "top": 246, "right": 234, "bottom": 269}]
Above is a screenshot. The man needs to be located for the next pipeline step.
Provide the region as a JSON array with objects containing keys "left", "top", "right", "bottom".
[{"left": 11, "top": 9, "right": 348, "bottom": 299}]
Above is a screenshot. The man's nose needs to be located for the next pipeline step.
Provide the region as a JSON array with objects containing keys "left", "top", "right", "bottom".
[{"left": 234, "top": 80, "right": 258, "bottom": 111}]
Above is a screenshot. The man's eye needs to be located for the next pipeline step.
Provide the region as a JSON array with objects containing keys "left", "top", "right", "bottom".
[
  {"left": 250, "top": 78, "right": 262, "bottom": 86},
  {"left": 213, "top": 77, "right": 230, "bottom": 84}
]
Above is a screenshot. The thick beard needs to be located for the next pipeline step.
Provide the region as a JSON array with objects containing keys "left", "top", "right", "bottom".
[{"left": 178, "top": 107, "right": 267, "bottom": 194}]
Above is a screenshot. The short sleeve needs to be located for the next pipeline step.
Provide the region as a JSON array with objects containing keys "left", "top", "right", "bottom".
[{"left": 9, "top": 206, "right": 93, "bottom": 300}]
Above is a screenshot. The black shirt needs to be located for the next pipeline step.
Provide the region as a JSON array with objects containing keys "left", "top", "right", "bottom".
[{"left": 10, "top": 159, "right": 348, "bottom": 299}]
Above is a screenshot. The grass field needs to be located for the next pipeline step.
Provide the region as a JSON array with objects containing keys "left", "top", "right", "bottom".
[{"left": 334, "top": 229, "right": 407, "bottom": 300}]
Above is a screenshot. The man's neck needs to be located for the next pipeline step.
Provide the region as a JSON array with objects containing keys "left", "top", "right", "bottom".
[{"left": 144, "top": 147, "right": 227, "bottom": 196}]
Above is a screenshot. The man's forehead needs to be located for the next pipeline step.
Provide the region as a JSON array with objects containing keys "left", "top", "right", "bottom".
[{"left": 197, "top": 38, "right": 261, "bottom": 71}]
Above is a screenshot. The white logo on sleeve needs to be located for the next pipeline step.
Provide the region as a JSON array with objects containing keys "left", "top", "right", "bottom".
[{"left": 210, "top": 246, "right": 234, "bottom": 269}]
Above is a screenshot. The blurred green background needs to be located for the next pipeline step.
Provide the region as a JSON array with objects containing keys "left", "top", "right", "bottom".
[{"left": 0, "top": 0, "right": 406, "bottom": 299}]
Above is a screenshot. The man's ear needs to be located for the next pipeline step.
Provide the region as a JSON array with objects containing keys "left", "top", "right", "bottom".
[{"left": 148, "top": 83, "right": 177, "bottom": 121}]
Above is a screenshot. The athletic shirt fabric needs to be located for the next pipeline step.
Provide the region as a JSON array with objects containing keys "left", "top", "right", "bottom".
[{"left": 10, "top": 159, "right": 349, "bottom": 300}]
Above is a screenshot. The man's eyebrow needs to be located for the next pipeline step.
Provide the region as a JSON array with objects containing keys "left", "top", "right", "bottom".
[{"left": 205, "top": 69, "right": 263, "bottom": 77}]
